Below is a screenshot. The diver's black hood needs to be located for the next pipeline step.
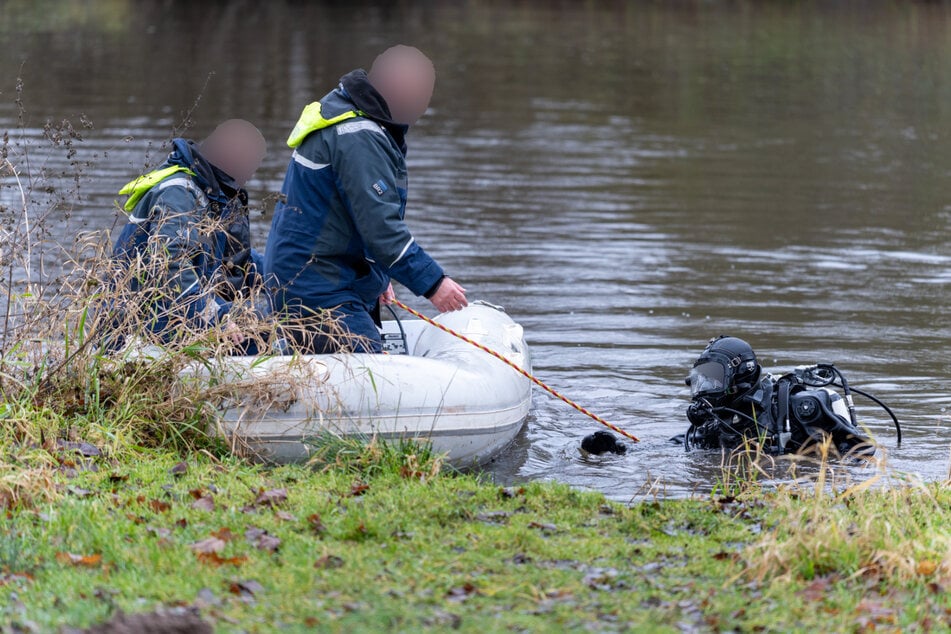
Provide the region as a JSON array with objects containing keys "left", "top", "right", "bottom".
[{"left": 339, "top": 69, "right": 410, "bottom": 154}]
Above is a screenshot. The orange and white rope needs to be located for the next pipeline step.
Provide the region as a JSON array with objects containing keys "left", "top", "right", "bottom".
[{"left": 392, "top": 300, "right": 639, "bottom": 443}]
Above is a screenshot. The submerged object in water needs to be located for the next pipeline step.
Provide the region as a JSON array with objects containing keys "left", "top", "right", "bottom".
[{"left": 581, "top": 430, "right": 627, "bottom": 455}]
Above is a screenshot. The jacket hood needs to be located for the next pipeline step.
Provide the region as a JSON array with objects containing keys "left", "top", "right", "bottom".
[
  {"left": 165, "top": 138, "right": 240, "bottom": 200},
  {"left": 340, "top": 70, "right": 409, "bottom": 153},
  {"left": 339, "top": 70, "right": 391, "bottom": 122}
]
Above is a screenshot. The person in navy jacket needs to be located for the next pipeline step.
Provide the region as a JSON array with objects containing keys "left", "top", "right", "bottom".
[
  {"left": 112, "top": 120, "right": 267, "bottom": 346},
  {"left": 264, "top": 45, "right": 468, "bottom": 353}
]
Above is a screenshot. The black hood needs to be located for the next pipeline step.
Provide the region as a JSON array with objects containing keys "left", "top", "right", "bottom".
[
  {"left": 169, "top": 138, "right": 241, "bottom": 201},
  {"left": 339, "top": 69, "right": 410, "bottom": 154}
]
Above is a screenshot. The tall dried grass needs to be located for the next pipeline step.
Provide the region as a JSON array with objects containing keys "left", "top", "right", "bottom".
[
  {"left": 0, "top": 82, "right": 352, "bottom": 475},
  {"left": 720, "top": 441, "right": 951, "bottom": 587}
]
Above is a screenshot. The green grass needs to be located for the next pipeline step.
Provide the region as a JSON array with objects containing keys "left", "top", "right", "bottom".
[{"left": 0, "top": 443, "right": 948, "bottom": 634}]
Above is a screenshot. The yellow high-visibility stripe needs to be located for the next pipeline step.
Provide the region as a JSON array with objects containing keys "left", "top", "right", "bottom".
[
  {"left": 118, "top": 165, "right": 196, "bottom": 212},
  {"left": 287, "top": 101, "right": 365, "bottom": 148}
]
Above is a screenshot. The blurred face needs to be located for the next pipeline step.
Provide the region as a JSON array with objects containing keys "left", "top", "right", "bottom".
[
  {"left": 199, "top": 119, "right": 267, "bottom": 188},
  {"left": 368, "top": 45, "right": 436, "bottom": 125}
]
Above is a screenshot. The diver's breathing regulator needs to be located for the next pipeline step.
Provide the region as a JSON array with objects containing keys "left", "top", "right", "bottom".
[{"left": 790, "top": 362, "right": 902, "bottom": 447}]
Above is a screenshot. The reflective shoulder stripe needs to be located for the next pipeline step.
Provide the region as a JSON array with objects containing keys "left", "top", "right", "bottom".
[
  {"left": 335, "top": 120, "right": 385, "bottom": 137},
  {"left": 390, "top": 237, "right": 415, "bottom": 267},
  {"left": 292, "top": 150, "right": 329, "bottom": 171},
  {"left": 156, "top": 177, "right": 208, "bottom": 207}
]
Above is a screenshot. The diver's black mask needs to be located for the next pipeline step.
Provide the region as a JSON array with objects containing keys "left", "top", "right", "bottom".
[
  {"left": 686, "top": 360, "right": 728, "bottom": 398},
  {"left": 685, "top": 336, "right": 761, "bottom": 405}
]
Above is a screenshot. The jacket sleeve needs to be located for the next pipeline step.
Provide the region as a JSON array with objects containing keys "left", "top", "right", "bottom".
[
  {"left": 146, "top": 187, "right": 231, "bottom": 326},
  {"left": 332, "top": 126, "right": 445, "bottom": 297}
]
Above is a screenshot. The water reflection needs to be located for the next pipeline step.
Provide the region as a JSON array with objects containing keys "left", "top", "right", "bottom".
[{"left": 0, "top": 1, "right": 948, "bottom": 499}]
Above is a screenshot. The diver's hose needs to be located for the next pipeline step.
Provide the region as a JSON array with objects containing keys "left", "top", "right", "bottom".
[
  {"left": 714, "top": 406, "right": 769, "bottom": 433},
  {"left": 835, "top": 384, "right": 902, "bottom": 444},
  {"left": 817, "top": 364, "right": 859, "bottom": 427},
  {"left": 800, "top": 363, "right": 902, "bottom": 445}
]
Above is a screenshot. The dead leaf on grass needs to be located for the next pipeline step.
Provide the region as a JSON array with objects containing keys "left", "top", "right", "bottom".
[
  {"left": 56, "top": 552, "right": 102, "bottom": 567},
  {"left": 245, "top": 527, "right": 281, "bottom": 552},
  {"left": 169, "top": 461, "right": 188, "bottom": 476},
  {"left": 194, "top": 587, "right": 220, "bottom": 608},
  {"left": 56, "top": 440, "right": 101, "bottom": 457},
  {"left": 196, "top": 552, "right": 247, "bottom": 567},
  {"left": 528, "top": 521, "right": 558, "bottom": 533},
  {"left": 314, "top": 554, "right": 344, "bottom": 569},
  {"left": 190, "top": 537, "right": 227, "bottom": 554},
  {"left": 0, "top": 571, "right": 33, "bottom": 586},
  {"left": 149, "top": 499, "right": 171, "bottom": 513},
  {"left": 308, "top": 513, "right": 326, "bottom": 534},
  {"left": 191, "top": 496, "right": 215, "bottom": 512},
  {"left": 247, "top": 488, "right": 288, "bottom": 509},
  {"left": 146, "top": 525, "right": 172, "bottom": 539},
  {"left": 917, "top": 560, "right": 938, "bottom": 576},
  {"left": 583, "top": 568, "right": 620, "bottom": 591},
  {"left": 399, "top": 466, "right": 426, "bottom": 480},
  {"left": 475, "top": 511, "right": 511, "bottom": 525},
  {"left": 348, "top": 483, "right": 370, "bottom": 497},
  {"left": 545, "top": 588, "right": 574, "bottom": 601},
  {"left": 855, "top": 599, "right": 897, "bottom": 627},
  {"left": 446, "top": 582, "right": 478, "bottom": 602},
  {"left": 228, "top": 579, "right": 264, "bottom": 597},
  {"left": 799, "top": 577, "right": 832, "bottom": 602},
  {"left": 211, "top": 527, "right": 235, "bottom": 542}
]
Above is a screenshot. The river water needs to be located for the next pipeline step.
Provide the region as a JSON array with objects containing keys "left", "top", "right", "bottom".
[{"left": 1, "top": 1, "right": 948, "bottom": 500}]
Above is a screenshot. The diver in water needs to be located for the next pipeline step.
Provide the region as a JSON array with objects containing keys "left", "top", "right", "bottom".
[{"left": 681, "top": 336, "right": 898, "bottom": 456}]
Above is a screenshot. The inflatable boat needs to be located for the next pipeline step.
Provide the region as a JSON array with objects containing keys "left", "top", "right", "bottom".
[{"left": 203, "top": 302, "right": 532, "bottom": 468}]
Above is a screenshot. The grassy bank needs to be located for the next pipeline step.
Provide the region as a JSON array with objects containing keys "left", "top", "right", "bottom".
[{"left": 0, "top": 440, "right": 948, "bottom": 633}]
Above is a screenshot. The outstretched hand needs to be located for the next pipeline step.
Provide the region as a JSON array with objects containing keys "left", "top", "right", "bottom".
[{"left": 429, "top": 277, "right": 468, "bottom": 313}]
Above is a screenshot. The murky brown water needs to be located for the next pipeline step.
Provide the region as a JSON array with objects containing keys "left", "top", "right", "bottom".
[{"left": 1, "top": 1, "right": 948, "bottom": 499}]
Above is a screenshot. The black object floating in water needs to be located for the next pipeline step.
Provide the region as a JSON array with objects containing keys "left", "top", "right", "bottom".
[{"left": 581, "top": 431, "right": 627, "bottom": 455}]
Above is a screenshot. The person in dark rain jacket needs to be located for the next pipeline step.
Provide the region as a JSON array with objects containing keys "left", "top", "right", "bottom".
[
  {"left": 264, "top": 45, "right": 468, "bottom": 353},
  {"left": 111, "top": 120, "right": 267, "bottom": 346}
]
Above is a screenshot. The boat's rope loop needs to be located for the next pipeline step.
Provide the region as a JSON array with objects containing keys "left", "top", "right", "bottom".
[{"left": 392, "top": 300, "right": 640, "bottom": 444}]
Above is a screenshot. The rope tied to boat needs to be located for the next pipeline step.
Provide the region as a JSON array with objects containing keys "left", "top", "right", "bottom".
[{"left": 392, "top": 300, "right": 640, "bottom": 444}]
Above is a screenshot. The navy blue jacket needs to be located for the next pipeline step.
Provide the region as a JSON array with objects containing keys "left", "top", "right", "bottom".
[
  {"left": 112, "top": 139, "right": 262, "bottom": 337},
  {"left": 264, "top": 70, "right": 444, "bottom": 316}
]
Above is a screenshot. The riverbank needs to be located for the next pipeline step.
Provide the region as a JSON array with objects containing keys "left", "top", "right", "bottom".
[{"left": 1, "top": 439, "right": 947, "bottom": 633}]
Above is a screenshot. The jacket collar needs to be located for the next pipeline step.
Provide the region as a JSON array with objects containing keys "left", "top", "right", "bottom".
[
  {"left": 166, "top": 138, "right": 241, "bottom": 202},
  {"left": 339, "top": 69, "right": 409, "bottom": 154}
]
